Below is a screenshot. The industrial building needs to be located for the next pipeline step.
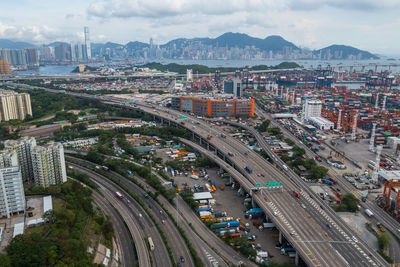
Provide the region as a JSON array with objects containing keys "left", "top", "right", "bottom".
[
  {"left": 171, "top": 96, "right": 254, "bottom": 117},
  {"left": 304, "top": 99, "right": 334, "bottom": 130},
  {"left": 0, "top": 166, "right": 25, "bottom": 218},
  {"left": 0, "top": 90, "right": 32, "bottom": 122},
  {"left": 223, "top": 78, "right": 242, "bottom": 97}
]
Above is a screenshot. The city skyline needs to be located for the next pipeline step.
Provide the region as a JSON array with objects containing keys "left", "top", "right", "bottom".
[{"left": 0, "top": 0, "right": 399, "bottom": 56}]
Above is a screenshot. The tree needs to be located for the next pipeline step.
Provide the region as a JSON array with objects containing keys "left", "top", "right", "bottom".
[
  {"left": 341, "top": 194, "right": 360, "bottom": 212},
  {"left": 308, "top": 165, "right": 328, "bottom": 180},
  {"left": 86, "top": 150, "right": 104, "bottom": 165},
  {"left": 0, "top": 254, "right": 11, "bottom": 267},
  {"left": 377, "top": 233, "right": 390, "bottom": 250}
]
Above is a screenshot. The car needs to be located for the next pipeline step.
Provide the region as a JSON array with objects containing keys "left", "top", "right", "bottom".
[
  {"left": 162, "top": 220, "right": 166, "bottom": 224},
  {"left": 261, "top": 174, "right": 265, "bottom": 177},
  {"left": 177, "top": 263, "right": 181, "bottom": 267},
  {"left": 301, "top": 204, "right": 306, "bottom": 209},
  {"left": 180, "top": 256, "right": 185, "bottom": 262},
  {"left": 309, "top": 194, "right": 313, "bottom": 199},
  {"left": 352, "top": 236, "right": 358, "bottom": 243},
  {"left": 327, "top": 223, "right": 332, "bottom": 229},
  {"left": 320, "top": 205, "right": 324, "bottom": 210},
  {"left": 290, "top": 232, "right": 295, "bottom": 236},
  {"left": 159, "top": 210, "right": 163, "bottom": 215},
  {"left": 273, "top": 212, "right": 278, "bottom": 217},
  {"left": 139, "top": 213, "right": 143, "bottom": 218}
]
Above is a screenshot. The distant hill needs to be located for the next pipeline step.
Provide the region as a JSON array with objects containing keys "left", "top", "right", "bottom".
[
  {"left": 0, "top": 39, "right": 36, "bottom": 49},
  {"left": 314, "top": 45, "right": 379, "bottom": 60},
  {"left": 161, "top": 32, "right": 299, "bottom": 53}
]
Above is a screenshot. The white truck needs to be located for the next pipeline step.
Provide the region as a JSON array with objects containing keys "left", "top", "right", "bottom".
[{"left": 365, "top": 209, "right": 373, "bottom": 217}]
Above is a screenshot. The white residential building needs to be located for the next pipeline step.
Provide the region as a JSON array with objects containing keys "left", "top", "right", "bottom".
[
  {"left": 31, "top": 142, "right": 67, "bottom": 188},
  {"left": 5, "top": 136, "right": 36, "bottom": 182},
  {"left": 0, "top": 90, "right": 32, "bottom": 121},
  {"left": 0, "top": 166, "right": 25, "bottom": 218},
  {"left": 0, "top": 149, "right": 18, "bottom": 168}
]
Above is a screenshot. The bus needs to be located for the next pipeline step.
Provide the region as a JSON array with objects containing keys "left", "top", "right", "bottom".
[
  {"left": 115, "top": 191, "right": 123, "bottom": 200},
  {"left": 148, "top": 237, "right": 155, "bottom": 251}
]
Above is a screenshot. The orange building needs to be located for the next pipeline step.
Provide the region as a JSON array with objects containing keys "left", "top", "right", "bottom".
[
  {"left": 0, "top": 60, "right": 10, "bottom": 75},
  {"left": 171, "top": 96, "right": 254, "bottom": 117}
]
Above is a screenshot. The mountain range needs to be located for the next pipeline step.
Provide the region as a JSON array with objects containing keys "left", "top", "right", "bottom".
[{"left": 0, "top": 32, "right": 380, "bottom": 60}]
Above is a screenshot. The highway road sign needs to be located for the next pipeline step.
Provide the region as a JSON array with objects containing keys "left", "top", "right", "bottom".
[{"left": 255, "top": 184, "right": 261, "bottom": 188}]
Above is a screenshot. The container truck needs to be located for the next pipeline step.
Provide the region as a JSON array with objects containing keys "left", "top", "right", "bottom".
[
  {"left": 197, "top": 208, "right": 211, "bottom": 213},
  {"left": 322, "top": 179, "right": 334, "bottom": 186},
  {"left": 211, "top": 222, "right": 229, "bottom": 230},
  {"left": 361, "top": 192, "right": 368, "bottom": 202},
  {"left": 214, "top": 211, "right": 227, "bottom": 217},
  {"left": 199, "top": 211, "right": 212, "bottom": 217},
  {"left": 215, "top": 228, "right": 236, "bottom": 233},
  {"left": 246, "top": 208, "right": 264, "bottom": 214}
]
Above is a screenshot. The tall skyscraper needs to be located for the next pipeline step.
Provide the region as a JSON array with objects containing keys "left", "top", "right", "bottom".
[
  {"left": 0, "top": 166, "right": 25, "bottom": 218},
  {"left": 5, "top": 137, "right": 36, "bottom": 182},
  {"left": 84, "top": 26, "right": 91, "bottom": 60},
  {"left": 31, "top": 142, "right": 67, "bottom": 187},
  {"left": 0, "top": 90, "right": 32, "bottom": 121}
]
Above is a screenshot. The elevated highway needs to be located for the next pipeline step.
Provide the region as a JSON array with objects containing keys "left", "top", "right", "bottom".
[{"left": 8, "top": 82, "right": 388, "bottom": 266}]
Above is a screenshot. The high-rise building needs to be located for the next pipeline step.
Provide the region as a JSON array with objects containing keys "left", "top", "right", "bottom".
[
  {"left": 31, "top": 142, "right": 67, "bottom": 188},
  {"left": 223, "top": 78, "right": 242, "bottom": 96},
  {"left": 5, "top": 137, "right": 36, "bottom": 182},
  {"left": 0, "top": 90, "right": 32, "bottom": 121},
  {"left": 223, "top": 79, "right": 234, "bottom": 94},
  {"left": 84, "top": 26, "right": 91, "bottom": 60},
  {"left": 304, "top": 99, "right": 322, "bottom": 120},
  {"left": 24, "top": 48, "right": 39, "bottom": 67},
  {"left": 0, "top": 60, "right": 11, "bottom": 75},
  {"left": 0, "top": 150, "right": 18, "bottom": 168},
  {"left": 0, "top": 166, "right": 25, "bottom": 218}
]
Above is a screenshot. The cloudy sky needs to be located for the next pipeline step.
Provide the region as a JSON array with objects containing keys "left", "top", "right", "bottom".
[{"left": 1, "top": 0, "right": 399, "bottom": 55}]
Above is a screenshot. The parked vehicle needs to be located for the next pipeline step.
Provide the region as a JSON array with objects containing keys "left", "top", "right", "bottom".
[{"left": 365, "top": 209, "right": 373, "bottom": 217}]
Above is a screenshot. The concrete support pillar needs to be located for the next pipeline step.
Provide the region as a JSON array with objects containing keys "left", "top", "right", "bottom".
[
  {"left": 295, "top": 251, "right": 299, "bottom": 266},
  {"left": 279, "top": 230, "right": 282, "bottom": 244},
  {"left": 229, "top": 176, "right": 233, "bottom": 184},
  {"left": 251, "top": 197, "right": 255, "bottom": 208},
  {"left": 199, "top": 138, "right": 202, "bottom": 146},
  {"left": 207, "top": 143, "right": 210, "bottom": 150}
]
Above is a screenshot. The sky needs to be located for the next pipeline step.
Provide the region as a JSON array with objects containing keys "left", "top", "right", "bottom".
[{"left": 1, "top": 0, "right": 399, "bottom": 56}]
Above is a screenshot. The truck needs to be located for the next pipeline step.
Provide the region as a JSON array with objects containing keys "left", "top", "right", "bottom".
[
  {"left": 329, "top": 177, "right": 337, "bottom": 184},
  {"left": 365, "top": 209, "right": 374, "bottom": 217},
  {"left": 293, "top": 191, "right": 300, "bottom": 199},
  {"left": 197, "top": 208, "right": 211, "bottom": 213},
  {"left": 245, "top": 166, "right": 252, "bottom": 174},
  {"left": 199, "top": 211, "right": 212, "bottom": 217},
  {"left": 263, "top": 222, "right": 275, "bottom": 228},
  {"left": 214, "top": 211, "right": 227, "bottom": 218},
  {"left": 361, "top": 192, "right": 368, "bottom": 202},
  {"left": 322, "top": 179, "right": 334, "bottom": 186},
  {"left": 102, "top": 166, "right": 110, "bottom": 171},
  {"left": 246, "top": 208, "right": 264, "bottom": 214},
  {"left": 280, "top": 247, "right": 295, "bottom": 255}
]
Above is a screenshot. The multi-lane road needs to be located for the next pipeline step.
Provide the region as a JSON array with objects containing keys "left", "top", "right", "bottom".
[
  {"left": 6, "top": 81, "right": 393, "bottom": 266},
  {"left": 118, "top": 101, "right": 388, "bottom": 267},
  {"left": 256, "top": 108, "right": 400, "bottom": 241},
  {"left": 67, "top": 161, "right": 170, "bottom": 267}
]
